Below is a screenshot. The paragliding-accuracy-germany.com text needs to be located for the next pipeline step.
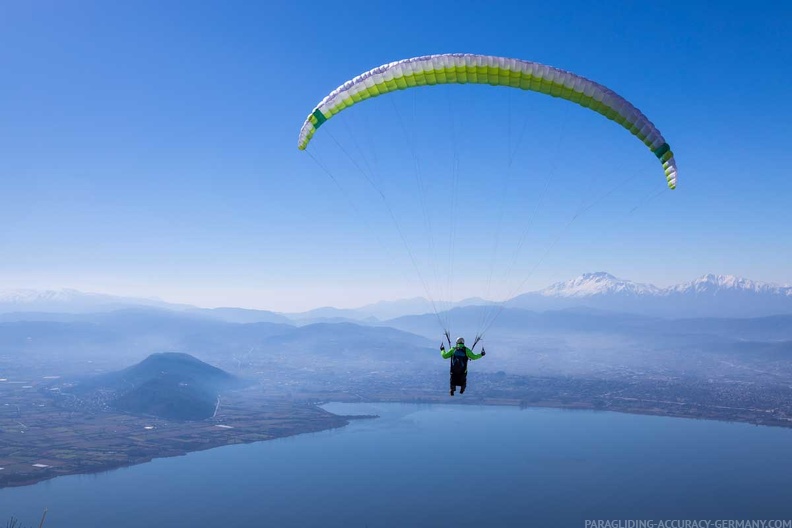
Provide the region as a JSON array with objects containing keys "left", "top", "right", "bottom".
[{"left": 584, "top": 520, "right": 792, "bottom": 528}]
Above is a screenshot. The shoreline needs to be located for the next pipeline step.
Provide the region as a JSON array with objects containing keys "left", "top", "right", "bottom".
[
  {"left": 3, "top": 396, "right": 789, "bottom": 491},
  {"left": 0, "top": 396, "right": 351, "bottom": 490},
  {"left": 360, "top": 393, "right": 792, "bottom": 429},
  {"left": 0, "top": 418, "right": 352, "bottom": 490}
]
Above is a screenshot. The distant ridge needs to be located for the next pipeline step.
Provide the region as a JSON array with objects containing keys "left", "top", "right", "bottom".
[
  {"left": 0, "top": 288, "right": 290, "bottom": 324},
  {"left": 0, "top": 288, "right": 180, "bottom": 313},
  {"left": 3, "top": 272, "right": 792, "bottom": 320},
  {"left": 508, "top": 272, "right": 792, "bottom": 317}
]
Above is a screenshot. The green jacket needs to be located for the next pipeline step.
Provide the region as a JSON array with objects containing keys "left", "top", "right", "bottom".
[{"left": 441, "top": 345, "right": 483, "bottom": 374}]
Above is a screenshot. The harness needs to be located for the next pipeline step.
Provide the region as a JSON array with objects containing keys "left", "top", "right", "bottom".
[{"left": 450, "top": 347, "right": 468, "bottom": 375}]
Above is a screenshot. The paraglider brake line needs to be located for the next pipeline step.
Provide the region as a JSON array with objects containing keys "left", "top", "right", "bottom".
[
  {"left": 471, "top": 335, "right": 482, "bottom": 351},
  {"left": 444, "top": 330, "right": 452, "bottom": 347}
]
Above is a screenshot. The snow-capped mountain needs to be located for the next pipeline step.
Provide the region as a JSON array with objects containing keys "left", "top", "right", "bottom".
[
  {"left": 0, "top": 288, "right": 170, "bottom": 313},
  {"left": 538, "top": 272, "right": 661, "bottom": 297},
  {"left": 510, "top": 272, "right": 792, "bottom": 317},
  {"left": 668, "top": 274, "right": 792, "bottom": 296}
]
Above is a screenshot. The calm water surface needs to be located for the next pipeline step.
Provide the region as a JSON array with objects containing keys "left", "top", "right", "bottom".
[{"left": 2, "top": 403, "right": 792, "bottom": 527}]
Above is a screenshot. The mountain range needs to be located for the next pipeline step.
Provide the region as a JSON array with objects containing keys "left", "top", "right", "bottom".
[
  {"left": 507, "top": 272, "right": 792, "bottom": 318},
  {"left": 2, "top": 272, "right": 791, "bottom": 320}
]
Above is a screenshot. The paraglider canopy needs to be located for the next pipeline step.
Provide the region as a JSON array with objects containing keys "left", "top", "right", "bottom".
[{"left": 298, "top": 53, "right": 677, "bottom": 189}]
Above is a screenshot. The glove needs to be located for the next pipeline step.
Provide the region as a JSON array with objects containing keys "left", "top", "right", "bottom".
[
  {"left": 481, "top": 348, "right": 486, "bottom": 356},
  {"left": 440, "top": 343, "right": 445, "bottom": 351}
]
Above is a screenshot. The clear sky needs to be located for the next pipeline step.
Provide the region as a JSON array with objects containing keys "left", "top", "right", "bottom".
[{"left": 1, "top": 1, "right": 790, "bottom": 311}]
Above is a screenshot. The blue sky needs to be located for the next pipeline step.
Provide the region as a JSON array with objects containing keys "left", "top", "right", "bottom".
[{"left": 1, "top": 1, "right": 790, "bottom": 311}]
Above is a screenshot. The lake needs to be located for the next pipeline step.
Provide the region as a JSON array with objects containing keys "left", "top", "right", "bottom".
[{"left": 3, "top": 403, "right": 792, "bottom": 527}]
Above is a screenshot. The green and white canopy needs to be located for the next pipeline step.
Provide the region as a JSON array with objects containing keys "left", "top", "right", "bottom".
[{"left": 298, "top": 53, "right": 677, "bottom": 189}]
